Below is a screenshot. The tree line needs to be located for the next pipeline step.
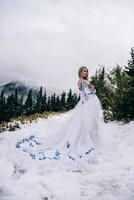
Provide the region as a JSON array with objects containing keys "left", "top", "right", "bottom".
[
  {"left": 90, "top": 47, "right": 134, "bottom": 122},
  {"left": 0, "top": 87, "right": 80, "bottom": 122}
]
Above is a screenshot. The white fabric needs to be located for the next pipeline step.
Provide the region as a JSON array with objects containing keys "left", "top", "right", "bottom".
[{"left": 16, "top": 79, "right": 104, "bottom": 165}]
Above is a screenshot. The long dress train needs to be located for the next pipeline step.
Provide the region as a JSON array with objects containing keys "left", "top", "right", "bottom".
[{"left": 15, "top": 79, "right": 103, "bottom": 165}]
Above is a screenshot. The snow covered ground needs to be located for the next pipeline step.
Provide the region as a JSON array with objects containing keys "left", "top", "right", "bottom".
[{"left": 0, "top": 112, "right": 134, "bottom": 200}]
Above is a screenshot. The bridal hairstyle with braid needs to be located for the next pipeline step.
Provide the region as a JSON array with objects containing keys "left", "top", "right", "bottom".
[{"left": 78, "top": 66, "right": 88, "bottom": 80}]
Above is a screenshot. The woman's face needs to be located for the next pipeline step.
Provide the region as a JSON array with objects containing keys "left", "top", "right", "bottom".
[{"left": 80, "top": 67, "right": 88, "bottom": 79}]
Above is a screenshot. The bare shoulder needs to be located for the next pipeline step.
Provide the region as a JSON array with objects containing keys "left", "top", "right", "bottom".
[
  {"left": 77, "top": 79, "right": 82, "bottom": 86},
  {"left": 77, "top": 79, "right": 81, "bottom": 84},
  {"left": 77, "top": 79, "right": 81, "bottom": 89}
]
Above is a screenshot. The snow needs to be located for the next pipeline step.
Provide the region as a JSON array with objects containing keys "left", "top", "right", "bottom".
[{"left": 0, "top": 112, "right": 134, "bottom": 200}]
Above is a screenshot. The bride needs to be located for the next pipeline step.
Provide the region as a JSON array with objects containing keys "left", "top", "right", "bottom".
[{"left": 16, "top": 66, "right": 103, "bottom": 165}]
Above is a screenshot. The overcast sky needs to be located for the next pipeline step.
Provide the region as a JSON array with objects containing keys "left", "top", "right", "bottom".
[{"left": 0, "top": 0, "right": 134, "bottom": 90}]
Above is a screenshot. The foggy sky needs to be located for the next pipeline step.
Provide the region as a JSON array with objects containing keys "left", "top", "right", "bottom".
[{"left": 0, "top": 0, "right": 134, "bottom": 90}]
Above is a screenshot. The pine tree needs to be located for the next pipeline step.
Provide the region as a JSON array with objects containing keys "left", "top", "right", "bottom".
[
  {"left": 91, "top": 66, "right": 109, "bottom": 110},
  {"left": 66, "top": 89, "right": 74, "bottom": 110},
  {"left": 50, "top": 93, "right": 56, "bottom": 111},
  {"left": 42, "top": 90, "right": 47, "bottom": 112},
  {"left": 107, "top": 65, "right": 129, "bottom": 120},
  {"left": 24, "top": 89, "right": 33, "bottom": 115},
  {"left": 5, "top": 93, "right": 15, "bottom": 120},
  {"left": 55, "top": 96, "right": 62, "bottom": 111},
  {"left": 60, "top": 91, "right": 66, "bottom": 111},
  {"left": 73, "top": 93, "right": 79, "bottom": 107},
  {"left": 13, "top": 89, "right": 20, "bottom": 117},
  {"left": 18, "top": 95, "right": 24, "bottom": 116},
  {"left": 47, "top": 96, "right": 51, "bottom": 111},
  {"left": 0, "top": 90, "right": 6, "bottom": 122},
  {"left": 35, "top": 86, "right": 43, "bottom": 113},
  {"left": 124, "top": 47, "right": 134, "bottom": 119}
]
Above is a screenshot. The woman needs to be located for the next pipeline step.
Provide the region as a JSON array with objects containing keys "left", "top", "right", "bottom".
[{"left": 16, "top": 66, "right": 103, "bottom": 165}]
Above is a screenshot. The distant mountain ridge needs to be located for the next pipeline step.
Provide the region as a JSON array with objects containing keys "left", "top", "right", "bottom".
[
  {"left": 0, "top": 80, "right": 79, "bottom": 102},
  {"left": 0, "top": 80, "right": 63, "bottom": 99}
]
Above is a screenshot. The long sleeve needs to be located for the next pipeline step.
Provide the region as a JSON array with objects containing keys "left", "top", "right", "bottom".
[
  {"left": 79, "top": 82, "right": 89, "bottom": 104},
  {"left": 78, "top": 81, "right": 96, "bottom": 104}
]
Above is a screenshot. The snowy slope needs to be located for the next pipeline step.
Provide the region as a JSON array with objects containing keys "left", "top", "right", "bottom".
[{"left": 0, "top": 112, "right": 134, "bottom": 200}]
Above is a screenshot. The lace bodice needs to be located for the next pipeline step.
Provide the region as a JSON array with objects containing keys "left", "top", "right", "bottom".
[{"left": 78, "top": 79, "right": 96, "bottom": 104}]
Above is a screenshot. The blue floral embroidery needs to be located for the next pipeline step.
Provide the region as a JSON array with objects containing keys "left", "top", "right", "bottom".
[
  {"left": 66, "top": 141, "right": 71, "bottom": 148},
  {"left": 22, "top": 148, "right": 28, "bottom": 153},
  {"left": 39, "top": 152, "right": 47, "bottom": 160},
  {"left": 52, "top": 150, "right": 61, "bottom": 160},
  {"left": 68, "top": 155, "right": 75, "bottom": 160},
  {"left": 29, "top": 135, "right": 42, "bottom": 145},
  {"left": 16, "top": 135, "right": 94, "bottom": 161},
  {"left": 16, "top": 135, "right": 42, "bottom": 149},
  {"left": 30, "top": 152, "right": 36, "bottom": 159},
  {"left": 85, "top": 148, "right": 94, "bottom": 155}
]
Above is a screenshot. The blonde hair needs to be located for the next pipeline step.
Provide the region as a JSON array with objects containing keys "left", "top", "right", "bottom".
[{"left": 78, "top": 66, "right": 88, "bottom": 79}]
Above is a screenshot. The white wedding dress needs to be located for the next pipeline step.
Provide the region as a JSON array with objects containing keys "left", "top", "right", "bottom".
[{"left": 16, "top": 79, "right": 103, "bottom": 165}]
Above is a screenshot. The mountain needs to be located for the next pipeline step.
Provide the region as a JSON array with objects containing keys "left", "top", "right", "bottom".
[{"left": 0, "top": 80, "right": 65, "bottom": 100}]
